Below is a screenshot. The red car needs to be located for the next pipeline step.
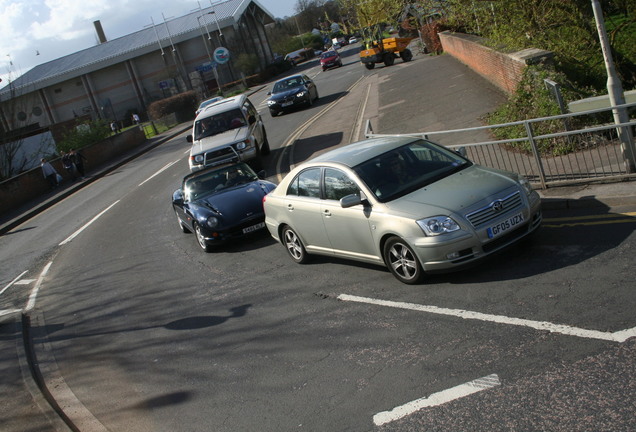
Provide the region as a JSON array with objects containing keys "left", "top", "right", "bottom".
[{"left": 320, "top": 50, "right": 343, "bottom": 71}]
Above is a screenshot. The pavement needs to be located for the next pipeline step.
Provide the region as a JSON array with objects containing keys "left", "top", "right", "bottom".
[{"left": 1, "top": 53, "right": 635, "bottom": 432}]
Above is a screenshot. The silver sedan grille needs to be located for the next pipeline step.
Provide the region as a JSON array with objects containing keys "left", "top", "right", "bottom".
[{"left": 465, "top": 191, "right": 522, "bottom": 228}]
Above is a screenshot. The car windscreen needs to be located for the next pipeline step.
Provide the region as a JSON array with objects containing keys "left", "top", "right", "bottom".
[
  {"left": 184, "top": 163, "right": 258, "bottom": 200},
  {"left": 353, "top": 140, "right": 471, "bottom": 202},
  {"left": 273, "top": 78, "right": 302, "bottom": 93},
  {"left": 194, "top": 108, "right": 246, "bottom": 140}
]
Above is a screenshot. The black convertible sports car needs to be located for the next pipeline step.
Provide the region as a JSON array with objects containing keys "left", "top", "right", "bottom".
[
  {"left": 172, "top": 162, "right": 277, "bottom": 251},
  {"left": 266, "top": 74, "right": 319, "bottom": 117}
]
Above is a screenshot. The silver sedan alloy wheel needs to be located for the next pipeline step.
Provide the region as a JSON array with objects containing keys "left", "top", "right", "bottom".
[{"left": 384, "top": 237, "right": 423, "bottom": 284}]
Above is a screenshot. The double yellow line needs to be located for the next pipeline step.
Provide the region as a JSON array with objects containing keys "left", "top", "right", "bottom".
[{"left": 543, "top": 211, "right": 636, "bottom": 228}]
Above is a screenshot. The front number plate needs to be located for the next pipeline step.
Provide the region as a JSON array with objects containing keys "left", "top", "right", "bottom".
[
  {"left": 243, "top": 222, "right": 265, "bottom": 234},
  {"left": 281, "top": 101, "right": 293, "bottom": 107},
  {"left": 487, "top": 213, "right": 524, "bottom": 239}
]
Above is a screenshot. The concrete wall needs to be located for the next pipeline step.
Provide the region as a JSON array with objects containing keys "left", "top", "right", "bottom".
[
  {"left": 438, "top": 31, "right": 553, "bottom": 95},
  {"left": 0, "top": 127, "right": 145, "bottom": 217}
]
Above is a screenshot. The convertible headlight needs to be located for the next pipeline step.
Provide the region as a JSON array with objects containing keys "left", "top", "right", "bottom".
[
  {"left": 296, "top": 91, "right": 307, "bottom": 98},
  {"left": 518, "top": 176, "right": 534, "bottom": 196},
  {"left": 417, "top": 216, "right": 460, "bottom": 236},
  {"left": 206, "top": 216, "right": 219, "bottom": 228}
]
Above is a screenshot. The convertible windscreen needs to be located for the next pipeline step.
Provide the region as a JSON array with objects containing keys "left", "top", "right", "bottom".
[
  {"left": 353, "top": 140, "right": 471, "bottom": 202},
  {"left": 194, "top": 108, "right": 246, "bottom": 140},
  {"left": 183, "top": 164, "right": 257, "bottom": 200}
]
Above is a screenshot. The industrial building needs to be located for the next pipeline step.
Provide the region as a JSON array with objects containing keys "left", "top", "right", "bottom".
[{"left": 0, "top": 0, "right": 276, "bottom": 137}]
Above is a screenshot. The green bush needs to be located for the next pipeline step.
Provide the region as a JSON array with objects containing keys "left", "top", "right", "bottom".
[
  {"left": 147, "top": 91, "right": 198, "bottom": 123},
  {"left": 57, "top": 120, "right": 111, "bottom": 153}
]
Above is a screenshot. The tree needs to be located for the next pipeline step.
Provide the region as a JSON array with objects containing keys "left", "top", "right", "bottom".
[{"left": 0, "top": 77, "right": 56, "bottom": 180}]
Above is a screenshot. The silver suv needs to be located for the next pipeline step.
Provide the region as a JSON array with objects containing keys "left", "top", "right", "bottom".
[{"left": 186, "top": 94, "right": 270, "bottom": 171}]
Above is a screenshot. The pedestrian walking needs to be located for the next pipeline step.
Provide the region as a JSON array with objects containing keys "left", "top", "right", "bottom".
[
  {"left": 41, "top": 158, "right": 60, "bottom": 189},
  {"left": 132, "top": 113, "right": 140, "bottom": 125},
  {"left": 61, "top": 151, "right": 78, "bottom": 181},
  {"left": 110, "top": 121, "right": 120, "bottom": 133},
  {"left": 70, "top": 148, "right": 87, "bottom": 179}
]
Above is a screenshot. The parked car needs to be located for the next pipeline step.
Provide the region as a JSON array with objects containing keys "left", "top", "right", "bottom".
[
  {"left": 348, "top": 36, "right": 358, "bottom": 44},
  {"left": 186, "top": 94, "right": 270, "bottom": 171},
  {"left": 320, "top": 50, "right": 343, "bottom": 71},
  {"left": 266, "top": 74, "right": 319, "bottom": 117},
  {"left": 263, "top": 136, "right": 542, "bottom": 284},
  {"left": 173, "top": 161, "right": 277, "bottom": 251},
  {"left": 195, "top": 96, "right": 224, "bottom": 115}
]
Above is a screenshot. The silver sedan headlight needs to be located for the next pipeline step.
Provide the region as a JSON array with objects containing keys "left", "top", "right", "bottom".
[
  {"left": 193, "top": 154, "right": 204, "bottom": 164},
  {"left": 416, "top": 216, "right": 460, "bottom": 236}
]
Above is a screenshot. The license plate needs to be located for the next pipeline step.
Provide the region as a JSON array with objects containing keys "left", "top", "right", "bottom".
[
  {"left": 243, "top": 222, "right": 265, "bottom": 234},
  {"left": 487, "top": 213, "right": 524, "bottom": 239},
  {"left": 281, "top": 101, "right": 293, "bottom": 107}
]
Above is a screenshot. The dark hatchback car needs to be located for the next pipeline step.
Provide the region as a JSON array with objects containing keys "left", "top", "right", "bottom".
[
  {"left": 266, "top": 74, "right": 319, "bottom": 117},
  {"left": 320, "top": 50, "right": 342, "bottom": 71},
  {"left": 172, "top": 161, "right": 276, "bottom": 251}
]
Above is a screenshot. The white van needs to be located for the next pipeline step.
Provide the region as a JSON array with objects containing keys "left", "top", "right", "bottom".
[{"left": 186, "top": 94, "right": 270, "bottom": 171}]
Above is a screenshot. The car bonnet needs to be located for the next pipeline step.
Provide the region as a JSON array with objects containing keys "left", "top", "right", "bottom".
[
  {"left": 270, "top": 86, "right": 306, "bottom": 100},
  {"left": 196, "top": 182, "right": 272, "bottom": 220},
  {"left": 191, "top": 127, "right": 249, "bottom": 153},
  {"left": 384, "top": 165, "right": 520, "bottom": 217}
]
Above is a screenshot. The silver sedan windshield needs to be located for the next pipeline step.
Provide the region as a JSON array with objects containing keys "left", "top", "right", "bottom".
[{"left": 353, "top": 140, "right": 470, "bottom": 202}]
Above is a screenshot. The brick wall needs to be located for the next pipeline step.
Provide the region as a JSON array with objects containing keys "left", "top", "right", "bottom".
[
  {"left": 438, "top": 31, "right": 553, "bottom": 95},
  {"left": 0, "top": 127, "right": 145, "bottom": 217}
]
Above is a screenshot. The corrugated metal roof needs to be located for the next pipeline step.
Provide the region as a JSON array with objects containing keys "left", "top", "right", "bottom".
[{"left": 1, "top": 0, "right": 274, "bottom": 96}]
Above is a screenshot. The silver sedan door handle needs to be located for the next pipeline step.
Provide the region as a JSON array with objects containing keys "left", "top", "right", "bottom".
[
  {"left": 323, "top": 209, "right": 331, "bottom": 217},
  {"left": 287, "top": 203, "right": 294, "bottom": 211}
]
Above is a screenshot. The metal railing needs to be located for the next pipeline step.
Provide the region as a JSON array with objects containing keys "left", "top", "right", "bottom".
[{"left": 365, "top": 102, "right": 636, "bottom": 189}]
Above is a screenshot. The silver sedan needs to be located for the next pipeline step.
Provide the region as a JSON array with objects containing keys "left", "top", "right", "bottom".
[{"left": 263, "top": 137, "right": 542, "bottom": 284}]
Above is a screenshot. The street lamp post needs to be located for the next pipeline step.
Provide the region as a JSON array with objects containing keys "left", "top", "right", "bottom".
[{"left": 591, "top": 0, "right": 635, "bottom": 172}]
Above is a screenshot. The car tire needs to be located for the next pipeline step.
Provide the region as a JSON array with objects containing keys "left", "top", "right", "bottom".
[
  {"left": 314, "top": 90, "right": 319, "bottom": 101},
  {"left": 175, "top": 210, "right": 190, "bottom": 233},
  {"left": 383, "top": 236, "right": 424, "bottom": 284},
  {"left": 365, "top": 62, "right": 375, "bottom": 70},
  {"left": 194, "top": 223, "right": 212, "bottom": 252},
  {"left": 269, "top": 109, "right": 279, "bottom": 117},
  {"left": 282, "top": 225, "right": 309, "bottom": 264}
]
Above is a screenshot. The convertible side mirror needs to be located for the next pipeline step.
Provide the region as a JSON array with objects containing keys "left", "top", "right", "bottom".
[{"left": 173, "top": 189, "right": 184, "bottom": 205}]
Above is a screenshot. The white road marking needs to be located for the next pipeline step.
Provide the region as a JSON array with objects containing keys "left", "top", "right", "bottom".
[
  {"left": 0, "top": 309, "right": 22, "bottom": 318},
  {"left": 373, "top": 374, "right": 501, "bottom": 426},
  {"left": 25, "top": 261, "right": 52, "bottom": 311},
  {"left": 338, "top": 294, "right": 636, "bottom": 343},
  {"left": 0, "top": 270, "right": 28, "bottom": 295},
  {"left": 139, "top": 160, "right": 179, "bottom": 186},
  {"left": 59, "top": 201, "right": 120, "bottom": 246},
  {"left": 14, "top": 279, "right": 35, "bottom": 285}
]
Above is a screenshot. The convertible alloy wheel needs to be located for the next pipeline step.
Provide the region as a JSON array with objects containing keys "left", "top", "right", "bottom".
[
  {"left": 282, "top": 225, "right": 309, "bottom": 263},
  {"left": 194, "top": 223, "right": 211, "bottom": 252},
  {"left": 383, "top": 236, "right": 424, "bottom": 284}
]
